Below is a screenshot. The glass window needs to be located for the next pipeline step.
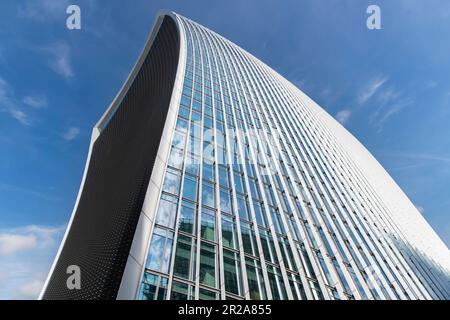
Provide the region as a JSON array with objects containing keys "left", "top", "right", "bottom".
[
  {"left": 179, "top": 200, "right": 195, "bottom": 234},
  {"left": 180, "top": 95, "right": 191, "bottom": 108},
  {"left": 222, "top": 215, "right": 237, "bottom": 249},
  {"left": 217, "top": 146, "right": 227, "bottom": 165},
  {"left": 191, "top": 110, "right": 201, "bottom": 122},
  {"left": 168, "top": 146, "right": 184, "bottom": 170},
  {"left": 223, "top": 249, "right": 242, "bottom": 296},
  {"left": 234, "top": 172, "right": 245, "bottom": 194},
  {"left": 146, "top": 227, "right": 173, "bottom": 273},
  {"left": 202, "top": 162, "right": 215, "bottom": 182},
  {"left": 201, "top": 208, "right": 216, "bottom": 241},
  {"left": 162, "top": 168, "right": 181, "bottom": 195},
  {"left": 178, "top": 105, "right": 190, "bottom": 119},
  {"left": 245, "top": 258, "right": 267, "bottom": 300},
  {"left": 185, "top": 153, "right": 199, "bottom": 176},
  {"left": 199, "top": 242, "right": 216, "bottom": 288},
  {"left": 139, "top": 273, "right": 168, "bottom": 300},
  {"left": 202, "top": 181, "right": 215, "bottom": 208},
  {"left": 192, "top": 99, "right": 202, "bottom": 112},
  {"left": 189, "top": 136, "right": 201, "bottom": 156},
  {"left": 139, "top": 273, "right": 157, "bottom": 300},
  {"left": 171, "top": 281, "right": 193, "bottom": 300},
  {"left": 240, "top": 222, "right": 256, "bottom": 256},
  {"left": 266, "top": 265, "right": 287, "bottom": 300},
  {"left": 199, "top": 288, "right": 218, "bottom": 300},
  {"left": 288, "top": 273, "right": 306, "bottom": 300},
  {"left": 259, "top": 229, "right": 275, "bottom": 263},
  {"left": 172, "top": 131, "right": 186, "bottom": 150},
  {"left": 237, "top": 195, "right": 250, "bottom": 221},
  {"left": 253, "top": 202, "right": 266, "bottom": 227},
  {"left": 155, "top": 193, "right": 178, "bottom": 229},
  {"left": 173, "top": 234, "right": 195, "bottom": 280},
  {"left": 220, "top": 188, "right": 232, "bottom": 214},
  {"left": 218, "top": 166, "right": 229, "bottom": 188},
  {"left": 183, "top": 175, "right": 198, "bottom": 201},
  {"left": 176, "top": 117, "right": 188, "bottom": 132}
]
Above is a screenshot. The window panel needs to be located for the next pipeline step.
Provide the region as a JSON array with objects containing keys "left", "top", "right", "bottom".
[
  {"left": 155, "top": 193, "right": 178, "bottom": 229},
  {"left": 199, "top": 242, "right": 217, "bottom": 288},
  {"left": 223, "top": 249, "right": 242, "bottom": 296},
  {"left": 179, "top": 200, "right": 196, "bottom": 234},
  {"left": 162, "top": 168, "right": 181, "bottom": 195},
  {"left": 183, "top": 175, "right": 198, "bottom": 201},
  {"left": 245, "top": 258, "right": 267, "bottom": 300},
  {"left": 202, "top": 181, "right": 215, "bottom": 208},
  {"left": 201, "top": 207, "right": 216, "bottom": 241},
  {"left": 222, "top": 215, "right": 237, "bottom": 249},
  {"left": 146, "top": 227, "right": 174, "bottom": 273},
  {"left": 173, "top": 234, "right": 195, "bottom": 280}
]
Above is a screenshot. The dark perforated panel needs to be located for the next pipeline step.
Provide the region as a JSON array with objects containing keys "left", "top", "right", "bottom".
[{"left": 42, "top": 16, "right": 180, "bottom": 300}]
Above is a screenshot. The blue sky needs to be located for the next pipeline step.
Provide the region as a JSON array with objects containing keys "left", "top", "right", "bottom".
[{"left": 0, "top": 0, "right": 449, "bottom": 299}]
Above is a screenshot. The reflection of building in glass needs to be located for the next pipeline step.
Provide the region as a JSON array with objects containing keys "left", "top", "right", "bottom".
[{"left": 41, "top": 12, "right": 450, "bottom": 300}]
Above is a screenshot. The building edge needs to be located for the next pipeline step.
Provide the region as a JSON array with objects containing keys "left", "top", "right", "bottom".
[{"left": 39, "top": 11, "right": 182, "bottom": 300}]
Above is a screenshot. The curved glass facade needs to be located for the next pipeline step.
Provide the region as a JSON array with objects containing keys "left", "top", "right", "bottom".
[{"left": 138, "top": 13, "right": 450, "bottom": 300}]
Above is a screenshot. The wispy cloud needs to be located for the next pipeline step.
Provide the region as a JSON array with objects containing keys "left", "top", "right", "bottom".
[
  {"left": 0, "top": 233, "right": 37, "bottom": 255},
  {"left": 386, "top": 151, "right": 450, "bottom": 164},
  {"left": 46, "top": 42, "right": 74, "bottom": 79},
  {"left": 373, "top": 98, "right": 415, "bottom": 133},
  {"left": 358, "top": 76, "right": 389, "bottom": 105},
  {"left": 335, "top": 109, "right": 352, "bottom": 125},
  {"left": 62, "top": 127, "right": 80, "bottom": 141},
  {"left": 23, "top": 95, "right": 47, "bottom": 109},
  {"left": 18, "top": 0, "right": 70, "bottom": 22},
  {"left": 377, "top": 86, "right": 401, "bottom": 105},
  {"left": 0, "top": 77, "right": 31, "bottom": 126},
  {"left": 9, "top": 109, "right": 30, "bottom": 126},
  {"left": 0, "top": 183, "right": 61, "bottom": 202}
]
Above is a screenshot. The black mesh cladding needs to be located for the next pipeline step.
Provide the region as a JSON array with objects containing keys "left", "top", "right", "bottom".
[{"left": 42, "top": 16, "right": 180, "bottom": 300}]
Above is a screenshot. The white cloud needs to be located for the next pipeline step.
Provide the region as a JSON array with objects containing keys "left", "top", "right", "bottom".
[
  {"left": 9, "top": 109, "right": 30, "bottom": 126},
  {"left": 0, "top": 234, "right": 37, "bottom": 255},
  {"left": 63, "top": 127, "right": 80, "bottom": 141},
  {"left": 18, "top": 0, "right": 70, "bottom": 21},
  {"left": 0, "top": 225, "right": 64, "bottom": 255},
  {"left": 358, "top": 76, "right": 389, "bottom": 105},
  {"left": 18, "top": 279, "right": 45, "bottom": 299},
  {"left": 377, "top": 87, "right": 401, "bottom": 104},
  {"left": 46, "top": 42, "right": 74, "bottom": 79},
  {"left": 23, "top": 95, "right": 47, "bottom": 109},
  {"left": 374, "top": 98, "right": 414, "bottom": 133},
  {"left": 0, "top": 77, "right": 31, "bottom": 126},
  {"left": 335, "top": 109, "right": 351, "bottom": 125},
  {"left": 0, "top": 225, "right": 65, "bottom": 299}
]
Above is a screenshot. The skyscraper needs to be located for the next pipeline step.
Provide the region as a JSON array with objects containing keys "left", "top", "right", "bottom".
[{"left": 41, "top": 11, "right": 450, "bottom": 300}]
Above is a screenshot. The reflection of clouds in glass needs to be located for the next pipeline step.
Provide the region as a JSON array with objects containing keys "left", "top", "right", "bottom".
[
  {"left": 172, "top": 132, "right": 185, "bottom": 149},
  {"left": 147, "top": 234, "right": 164, "bottom": 271},
  {"left": 146, "top": 228, "right": 174, "bottom": 274},
  {"left": 202, "top": 185, "right": 215, "bottom": 207},
  {"left": 163, "top": 172, "right": 180, "bottom": 195},
  {"left": 220, "top": 191, "right": 231, "bottom": 213},
  {"left": 155, "top": 196, "right": 177, "bottom": 229},
  {"left": 161, "top": 238, "right": 173, "bottom": 273},
  {"left": 168, "top": 147, "right": 184, "bottom": 169},
  {"left": 176, "top": 118, "right": 188, "bottom": 132}
]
